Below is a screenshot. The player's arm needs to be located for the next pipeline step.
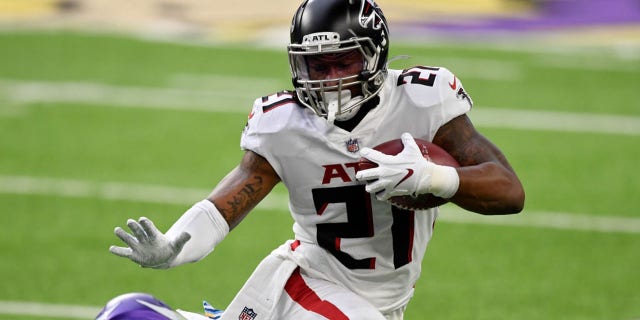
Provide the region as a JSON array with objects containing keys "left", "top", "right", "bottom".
[
  {"left": 208, "top": 150, "right": 281, "bottom": 230},
  {"left": 110, "top": 150, "right": 281, "bottom": 268},
  {"left": 433, "top": 114, "right": 525, "bottom": 215}
]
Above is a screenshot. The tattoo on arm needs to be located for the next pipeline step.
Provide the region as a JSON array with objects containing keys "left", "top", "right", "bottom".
[
  {"left": 212, "top": 151, "right": 280, "bottom": 228},
  {"left": 434, "top": 115, "right": 505, "bottom": 166},
  {"left": 222, "top": 175, "right": 264, "bottom": 216}
]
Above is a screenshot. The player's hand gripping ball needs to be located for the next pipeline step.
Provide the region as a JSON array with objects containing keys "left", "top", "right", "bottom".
[{"left": 357, "top": 138, "right": 460, "bottom": 210}]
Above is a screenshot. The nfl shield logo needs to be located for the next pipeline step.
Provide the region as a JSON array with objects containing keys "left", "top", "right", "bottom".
[
  {"left": 346, "top": 138, "right": 360, "bottom": 153},
  {"left": 238, "top": 307, "right": 257, "bottom": 320}
]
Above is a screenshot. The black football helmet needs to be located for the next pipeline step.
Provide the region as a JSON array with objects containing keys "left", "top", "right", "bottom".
[{"left": 288, "top": 0, "right": 389, "bottom": 122}]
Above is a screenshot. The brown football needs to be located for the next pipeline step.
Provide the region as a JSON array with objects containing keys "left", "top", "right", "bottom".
[{"left": 358, "top": 138, "right": 460, "bottom": 210}]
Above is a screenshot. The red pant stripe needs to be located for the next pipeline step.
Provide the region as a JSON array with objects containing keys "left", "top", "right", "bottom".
[{"left": 284, "top": 268, "right": 349, "bottom": 320}]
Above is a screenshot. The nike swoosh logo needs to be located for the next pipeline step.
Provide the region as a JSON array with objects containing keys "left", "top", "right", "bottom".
[
  {"left": 394, "top": 169, "right": 414, "bottom": 188},
  {"left": 137, "top": 299, "right": 187, "bottom": 320},
  {"left": 449, "top": 77, "right": 457, "bottom": 90}
]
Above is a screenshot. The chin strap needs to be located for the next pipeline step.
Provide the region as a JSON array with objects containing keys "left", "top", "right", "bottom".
[{"left": 324, "top": 90, "right": 364, "bottom": 123}]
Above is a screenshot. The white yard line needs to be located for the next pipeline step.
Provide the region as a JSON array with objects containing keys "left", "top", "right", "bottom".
[
  {"left": 403, "top": 57, "right": 524, "bottom": 81},
  {"left": 1, "top": 79, "right": 639, "bottom": 135},
  {"left": 440, "top": 207, "right": 640, "bottom": 234},
  {"left": 535, "top": 56, "right": 640, "bottom": 73},
  {"left": 0, "top": 80, "right": 250, "bottom": 113},
  {"left": 0, "top": 300, "right": 101, "bottom": 319},
  {"left": 467, "top": 107, "right": 640, "bottom": 136},
  {"left": 1, "top": 175, "right": 639, "bottom": 234},
  {"left": 168, "top": 73, "right": 282, "bottom": 90}
]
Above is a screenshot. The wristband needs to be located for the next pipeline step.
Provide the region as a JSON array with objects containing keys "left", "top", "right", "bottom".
[
  {"left": 166, "top": 200, "right": 229, "bottom": 267},
  {"left": 428, "top": 165, "right": 460, "bottom": 199}
]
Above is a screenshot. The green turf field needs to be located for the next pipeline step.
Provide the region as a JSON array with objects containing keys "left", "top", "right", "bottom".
[{"left": 0, "top": 31, "right": 638, "bottom": 320}]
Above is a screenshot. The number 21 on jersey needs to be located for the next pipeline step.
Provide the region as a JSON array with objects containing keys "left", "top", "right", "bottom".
[{"left": 312, "top": 185, "right": 415, "bottom": 270}]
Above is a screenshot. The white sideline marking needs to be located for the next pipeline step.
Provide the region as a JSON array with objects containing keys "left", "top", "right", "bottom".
[
  {"left": 0, "top": 300, "right": 101, "bottom": 319},
  {"left": 1, "top": 175, "right": 639, "bottom": 234}
]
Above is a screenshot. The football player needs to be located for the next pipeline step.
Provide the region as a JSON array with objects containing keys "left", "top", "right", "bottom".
[
  {"left": 109, "top": 0, "right": 525, "bottom": 319},
  {"left": 95, "top": 292, "right": 220, "bottom": 320}
]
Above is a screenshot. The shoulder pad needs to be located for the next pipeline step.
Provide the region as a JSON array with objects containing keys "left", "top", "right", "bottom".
[
  {"left": 392, "top": 66, "right": 472, "bottom": 109},
  {"left": 247, "top": 90, "right": 296, "bottom": 123},
  {"left": 244, "top": 90, "right": 300, "bottom": 136},
  {"left": 257, "top": 91, "right": 295, "bottom": 114},
  {"left": 395, "top": 65, "right": 441, "bottom": 88}
]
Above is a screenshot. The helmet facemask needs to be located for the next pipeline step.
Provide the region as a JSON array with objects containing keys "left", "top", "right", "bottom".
[{"left": 289, "top": 34, "right": 386, "bottom": 123}]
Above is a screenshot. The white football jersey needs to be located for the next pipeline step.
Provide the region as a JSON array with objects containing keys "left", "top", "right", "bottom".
[{"left": 240, "top": 66, "right": 472, "bottom": 313}]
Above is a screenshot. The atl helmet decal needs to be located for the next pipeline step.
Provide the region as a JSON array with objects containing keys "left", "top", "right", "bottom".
[
  {"left": 359, "top": 0, "right": 386, "bottom": 31},
  {"left": 302, "top": 32, "right": 341, "bottom": 45}
]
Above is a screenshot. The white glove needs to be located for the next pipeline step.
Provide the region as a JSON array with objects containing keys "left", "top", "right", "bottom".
[
  {"left": 110, "top": 217, "right": 191, "bottom": 269},
  {"left": 356, "top": 132, "right": 460, "bottom": 201}
]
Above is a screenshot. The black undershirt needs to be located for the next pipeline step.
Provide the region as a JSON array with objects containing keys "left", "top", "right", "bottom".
[{"left": 333, "top": 96, "right": 380, "bottom": 132}]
